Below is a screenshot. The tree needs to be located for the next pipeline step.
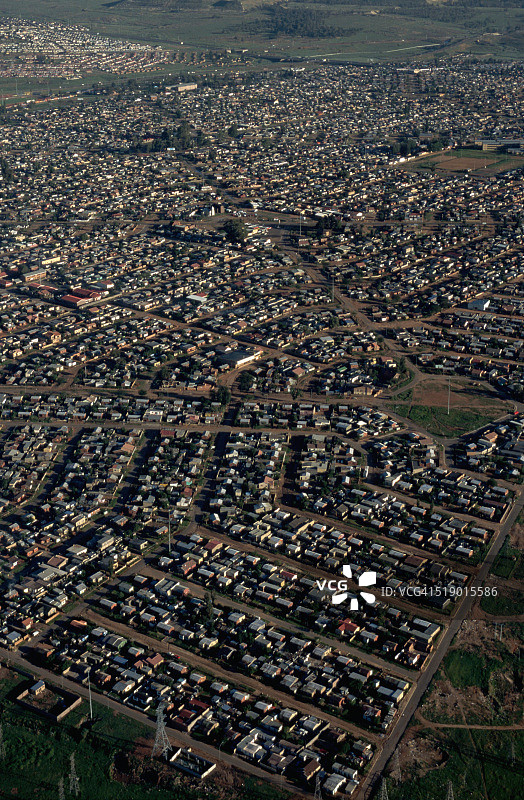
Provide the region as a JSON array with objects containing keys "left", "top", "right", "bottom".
[
  {"left": 204, "top": 592, "right": 214, "bottom": 622},
  {"left": 214, "top": 386, "right": 231, "bottom": 406},
  {"left": 176, "top": 120, "right": 192, "bottom": 150},
  {"left": 223, "top": 219, "right": 247, "bottom": 244},
  {"left": 0, "top": 158, "right": 13, "bottom": 183},
  {"left": 238, "top": 372, "right": 254, "bottom": 392}
]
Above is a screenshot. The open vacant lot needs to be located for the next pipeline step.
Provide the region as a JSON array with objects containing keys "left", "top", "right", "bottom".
[{"left": 406, "top": 148, "right": 524, "bottom": 176}]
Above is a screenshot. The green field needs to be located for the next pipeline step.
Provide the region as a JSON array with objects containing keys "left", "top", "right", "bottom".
[
  {"left": 490, "top": 536, "right": 523, "bottom": 580},
  {"left": 0, "top": 672, "right": 171, "bottom": 800},
  {"left": 480, "top": 589, "right": 524, "bottom": 616},
  {"left": 407, "top": 147, "right": 524, "bottom": 176},
  {"left": 389, "top": 403, "right": 496, "bottom": 437},
  {"left": 443, "top": 649, "right": 492, "bottom": 691},
  {"left": 0, "top": 0, "right": 523, "bottom": 61},
  {"left": 387, "top": 728, "right": 524, "bottom": 800}
]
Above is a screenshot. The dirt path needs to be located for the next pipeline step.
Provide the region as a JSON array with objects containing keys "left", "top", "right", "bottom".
[
  {"left": 82, "top": 608, "right": 380, "bottom": 744},
  {"left": 415, "top": 709, "right": 524, "bottom": 731},
  {"left": 133, "top": 562, "right": 415, "bottom": 681},
  {"left": 0, "top": 646, "right": 310, "bottom": 798}
]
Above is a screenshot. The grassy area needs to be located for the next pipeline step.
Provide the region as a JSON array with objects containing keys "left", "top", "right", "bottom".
[
  {"left": 239, "top": 778, "right": 288, "bottom": 800},
  {"left": 490, "top": 536, "right": 522, "bottom": 579},
  {"left": 388, "top": 728, "right": 524, "bottom": 800},
  {"left": 390, "top": 366, "right": 415, "bottom": 394},
  {"left": 388, "top": 403, "right": 495, "bottom": 437},
  {"left": 405, "top": 147, "right": 524, "bottom": 176},
  {"left": 0, "top": 668, "right": 193, "bottom": 800},
  {"left": 480, "top": 589, "right": 524, "bottom": 617},
  {"left": 394, "top": 387, "right": 414, "bottom": 402},
  {"left": 443, "top": 650, "right": 492, "bottom": 692},
  {"left": 422, "top": 623, "right": 524, "bottom": 727},
  {"left": 0, "top": 0, "right": 523, "bottom": 60}
]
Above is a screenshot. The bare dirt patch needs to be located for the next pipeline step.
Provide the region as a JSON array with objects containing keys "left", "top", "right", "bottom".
[
  {"left": 441, "top": 156, "right": 498, "bottom": 171},
  {"left": 421, "top": 621, "right": 524, "bottom": 725},
  {"left": 397, "top": 731, "right": 447, "bottom": 778},
  {"left": 404, "top": 149, "right": 524, "bottom": 176},
  {"left": 411, "top": 377, "right": 508, "bottom": 412},
  {"left": 421, "top": 676, "right": 503, "bottom": 725},
  {"left": 510, "top": 523, "right": 524, "bottom": 550}
]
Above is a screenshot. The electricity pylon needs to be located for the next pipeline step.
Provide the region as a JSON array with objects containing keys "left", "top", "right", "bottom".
[
  {"left": 69, "top": 752, "right": 80, "bottom": 796},
  {"left": 152, "top": 703, "right": 171, "bottom": 759},
  {"left": 391, "top": 749, "right": 402, "bottom": 784},
  {"left": 0, "top": 723, "right": 5, "bottom": 760}
]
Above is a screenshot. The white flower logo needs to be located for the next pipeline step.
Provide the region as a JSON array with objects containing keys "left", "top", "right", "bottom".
[{"left": 332, "top": 565, "right": 377, "bottom": 609}]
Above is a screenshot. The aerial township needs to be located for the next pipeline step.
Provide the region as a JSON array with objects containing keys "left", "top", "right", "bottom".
[{"left": 0, "top": 28, "right": 521, "bottom": 800}]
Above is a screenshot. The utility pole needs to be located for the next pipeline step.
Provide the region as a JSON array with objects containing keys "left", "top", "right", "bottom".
[
  {"left": 447, "top": 375, "right": 451, "bottom": 416},
  {"left": 314, "top": 773, "right": 322, "bottom": 800},
  {"left": 58, "top": 777, "right": 65, "bottom": 800},
  {"left": 168, "top": 508, "right": 172, "bottom": 555},
  {"left": 446, "top": 780, "right": 455, "bottom": 800}
]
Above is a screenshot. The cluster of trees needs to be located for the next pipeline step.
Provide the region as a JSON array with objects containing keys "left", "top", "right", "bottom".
[
  {"left": 389, "top": 133, "right": 450, "bottom": 157},
  {"left": 238, "top": 371, "right": 255, "bottom": 391},
  {"left": 223, "top": 218, "right": 248, "bottom": 243},
  {"left": 211, "top": 385, "right": 231, "bottom": 405},
  {"left": 129, "top": 120, "right": 210, "bottom": 153},
  {"left": 0, "top": 157, "right": 13, "bottom": 183},
  {"left": 390, "top": 138, "right": 419, "bottom": 157},
  {"left": 314, "top": 214, "right": 345, "bottom": 237},
  {"left": 245, "top": 5, "right": 346, "bottom": 38}
]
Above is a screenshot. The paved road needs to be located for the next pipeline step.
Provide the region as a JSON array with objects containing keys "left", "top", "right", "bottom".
[{"left": 356, "top": 485, "right": 524, "bottom": 799}]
